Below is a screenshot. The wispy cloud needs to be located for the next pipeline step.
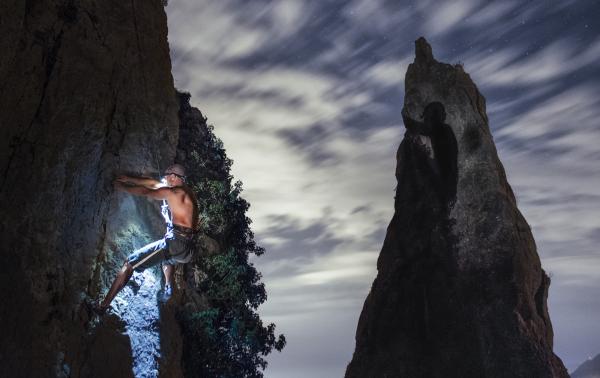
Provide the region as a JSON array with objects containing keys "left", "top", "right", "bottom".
[
  {"left": 343, "top": 0, "right": 412, "bottom": 34},
  {"left": 497, "top": 84, "right": 600, "bottom": 170},
  {"left": 464, "top": 1, "right": 518, "bottom": 28},
  {"left": 168, "top": 0, "right": 311, "bottom": 64},
  {"left": 423, "top": 0, "right": 482, "bottom": 37},
  {"left": 545, "top": 256, "right": 600, "bottom": 286},
  {"left": 465, "top": 38, "right": 600, "bottom": 87},
  {"left": 363, "top": 57, "right": 412, "bottom": 88}
]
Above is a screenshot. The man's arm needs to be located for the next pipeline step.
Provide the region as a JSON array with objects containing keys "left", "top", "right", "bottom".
[
  {"left": 114, "top": 181, "right": 173, "bottom": 200},
  {"left": 401, "top": 109, "right": 432, "bottom": 136},
  {"left": 402, "top": 115, "right": 432, "bottom": 136},
  {"left": 116, "top": 175, "right": 164, "bottom": 189}
]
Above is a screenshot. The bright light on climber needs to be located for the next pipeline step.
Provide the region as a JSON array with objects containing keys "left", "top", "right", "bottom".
[{"left": 92, "top": 164, "right": 201, "bottom": 315}]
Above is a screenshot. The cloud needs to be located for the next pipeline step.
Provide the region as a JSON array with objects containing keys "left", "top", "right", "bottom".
[
  {"left": 511, "top": 184, "right": 600, "bottom": 263},
  {"left": 363, "top": 57, "right": 412, "bottom": 88},
  {"left": 257, "top": 214, "right": 346, "bottom": 264},
  {"left": 474, "top": 38, "right": 599, "bottom": 87},
  {"left": 343, "top": 0, "right": 412, "bottom": 34},
  {"left": 454, "top": 8, "right": 600, "bottom": 90},
  {"left": 168, "top": 0, "right": 312, "bottom": 64},
  {"left": 177, "top": 63, "right": 371, "bottom": 133},
  {"left": 496, "top": 84, "right": 600, "bottom": 170},
  {"left": 276, "top": 123, "right": 340, "bottom": 166},
  {"left": 167, "top": 2, "right": 265, "bottom": 62},
  {"left": 267, "top": 0, "right": 309, "bottom": 39},
  {"left": 464, "top": 1, "right": 518, "bottom": 27},
  {"left": 544, "top": 256, "right": 600, "bottom": 286},
  {"left": 423, "top": 0, "right": 482, "bottom": 37}
]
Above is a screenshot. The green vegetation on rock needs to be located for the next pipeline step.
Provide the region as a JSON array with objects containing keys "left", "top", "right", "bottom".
[{"left": 174, "top": 91, "right": 285, "bottom": 378}]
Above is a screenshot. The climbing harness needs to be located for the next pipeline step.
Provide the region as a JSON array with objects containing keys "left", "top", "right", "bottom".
[
  {"left": 160, "top": 197, "right": 173, "bottom": 230},
  {"left": 155, "top": 154, "right": 173, "bottom": 231}
]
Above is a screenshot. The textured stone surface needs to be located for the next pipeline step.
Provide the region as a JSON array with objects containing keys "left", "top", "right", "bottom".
[
  {"left": 0, "top": 0, "right": 178, "bottom": 376},
  {"left": 75, "top": 315, "right": 135, "bottom": 378},
  {"left": 346, "top": 37, "right": 569, "bottom": 378}
]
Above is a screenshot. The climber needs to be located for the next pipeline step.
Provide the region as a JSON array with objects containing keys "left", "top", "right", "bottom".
[
  {"left": 93, "top": 164, "right": 199, "bottom": 315},
  {"left": 402, "top": 101, "right": 458, "bottom": 204}
]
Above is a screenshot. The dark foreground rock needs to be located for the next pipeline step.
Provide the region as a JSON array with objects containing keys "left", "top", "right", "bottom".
[
  {"left": 345, "top": 37, "right": 568, "bottom": 378},
  {"left": 0, "top": 0, "right": 178, "bottom": 376}
]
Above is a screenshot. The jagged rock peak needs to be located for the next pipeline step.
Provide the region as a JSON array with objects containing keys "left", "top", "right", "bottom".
[{"left": 415, "top": 36, "right": 435, "bottom": 63}]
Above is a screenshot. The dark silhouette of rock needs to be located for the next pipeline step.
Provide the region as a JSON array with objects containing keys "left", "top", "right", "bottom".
[
  {"left": 572, "top": 353, "right": 600, "bottom": 378},
  {"left": 0, "top": 0, "right": 178, "bottom": 376},
  {"left": 345, "top": 37, "right": 569, "bottom": 378}
]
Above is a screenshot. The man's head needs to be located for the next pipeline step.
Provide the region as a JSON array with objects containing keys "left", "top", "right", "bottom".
[
  {"left": 164, "top": 164, "right": 186, "bottom": 186},
  {"left": 421, "top": 101, "right": 446, "bottom": 125}
]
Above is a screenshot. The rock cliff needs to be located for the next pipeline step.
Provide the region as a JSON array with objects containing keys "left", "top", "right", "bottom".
[
  {"left": 345, "top": 38, "right": 569, "bottom": 378},
  {"left": 0, "top": 0, "right": 178, "bottom": 376},
  {"left": 0, "top": 3, "right": 283, "bottom": 375}
]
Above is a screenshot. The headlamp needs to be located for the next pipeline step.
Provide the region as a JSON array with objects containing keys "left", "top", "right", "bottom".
[{"left": 164, "top": 172, "right": 186, "bottom": 181}]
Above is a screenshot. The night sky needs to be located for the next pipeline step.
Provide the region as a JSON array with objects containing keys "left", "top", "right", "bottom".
[{"left": 166, "top": 1, "right": 600, "bottom": 376}]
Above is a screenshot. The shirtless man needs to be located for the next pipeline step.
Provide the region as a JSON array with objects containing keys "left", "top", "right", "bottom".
[{"left": 95, "top": 164, "right": 199, "bottom": 314}]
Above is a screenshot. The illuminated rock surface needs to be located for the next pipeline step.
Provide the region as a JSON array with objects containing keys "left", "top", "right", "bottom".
[
  {"left": 345, "top": 38, "right": 569, "bottom": 378},
  {"left": 117, "top": 270, "right": 162, "bottom": 378}
]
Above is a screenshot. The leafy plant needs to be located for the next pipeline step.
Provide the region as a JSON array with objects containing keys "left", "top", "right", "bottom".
[{"left": 175, "top": 91, "right": 285, "bottom": 377}]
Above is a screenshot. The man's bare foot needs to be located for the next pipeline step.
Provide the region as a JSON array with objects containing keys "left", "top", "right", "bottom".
[
  {"left": 86, "top": 299, "right": 109, "bottom": 317},
  {"left": 159, "top": 284, "right": 173, "bottom": 303}
]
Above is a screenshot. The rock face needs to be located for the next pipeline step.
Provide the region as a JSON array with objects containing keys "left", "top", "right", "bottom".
[
  {"left": 0, "top": 0, "right": 179, "bottom": 376},
  {"left": 572, "top": 354, "right": 600, "bottom": 378},
  {"left": 346, "top": 38, "right": 569, "bottom": 378}
]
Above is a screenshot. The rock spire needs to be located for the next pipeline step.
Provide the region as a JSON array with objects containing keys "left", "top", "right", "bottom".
[{"left": 346, "top": 37, "right": 568, "bottom": 378}]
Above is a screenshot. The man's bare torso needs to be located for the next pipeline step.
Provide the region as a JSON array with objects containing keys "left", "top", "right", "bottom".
[
  {"left": 164, "top": 185, "right": 199, "bottom": 229},
  {"left": 114, "top": 175, "right": 199, "bottom": 229}
]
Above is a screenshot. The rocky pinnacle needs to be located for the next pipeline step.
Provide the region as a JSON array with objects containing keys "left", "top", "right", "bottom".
[{"left": 345, "top": 37, "right": 568, "bottom": 378}]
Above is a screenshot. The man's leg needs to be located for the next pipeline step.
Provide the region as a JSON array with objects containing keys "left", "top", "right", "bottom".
[
  {"left": 162, "top": 264, "right": 174, "bottom": 296},
  {"left": 96, "top": 238, "right": 167, "bottom": 313},
  {"left": 99, "top": 261, "right": 134, "bottom": 310}
]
